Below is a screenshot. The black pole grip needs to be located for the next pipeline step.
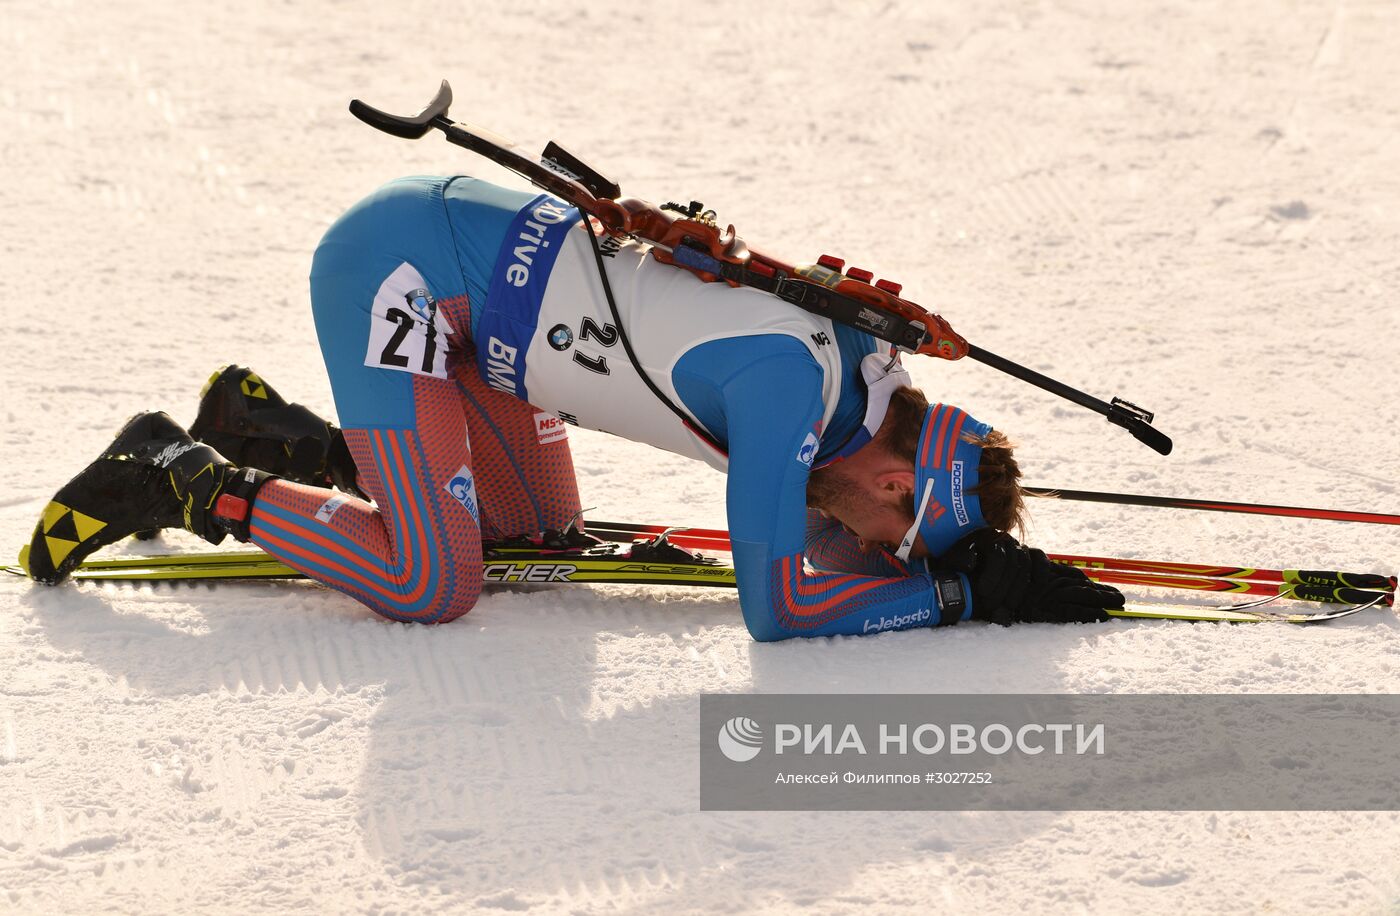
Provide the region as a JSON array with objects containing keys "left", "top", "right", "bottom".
[{"left": 349, "top": 80, "right": 454, "bottom": 139}]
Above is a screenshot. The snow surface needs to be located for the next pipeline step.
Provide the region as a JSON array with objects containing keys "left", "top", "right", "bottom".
[{"left": 3, "top": 1, "right": 1400, "bottom": 912}]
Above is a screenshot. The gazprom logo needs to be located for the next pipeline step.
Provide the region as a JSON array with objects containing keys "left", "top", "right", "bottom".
[
  {"left": 718, "top": 717, "right": 763, "bottom": 763},
  {"left": 950, "top": 460, "right": 969, "bottom": 527},
  {"left": 444, "top": 466, "right": 480, "bottom": 523}
]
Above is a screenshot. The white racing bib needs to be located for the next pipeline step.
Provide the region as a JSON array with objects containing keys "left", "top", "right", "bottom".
[
  {"left": 364, "top": 261, "right": 455, "bottom": 379},
  {"left": 476, "top": 213, "right": 846, "bottom": 471}
]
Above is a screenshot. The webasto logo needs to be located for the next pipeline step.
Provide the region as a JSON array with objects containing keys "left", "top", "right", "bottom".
[
  {"left": 862, "top": 607, "right": 932, "bottom": 634},
  {"left": 718, "top": 717, "right": 763, "bottom": 762}
]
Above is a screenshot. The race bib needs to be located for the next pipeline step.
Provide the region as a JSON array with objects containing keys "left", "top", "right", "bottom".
[{"left": 364, "top": 262, "right": 454, "bottom": 378}]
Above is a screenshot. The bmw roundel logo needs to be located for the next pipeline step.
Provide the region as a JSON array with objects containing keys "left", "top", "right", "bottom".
[
  {"left": 404, "top": 287, "right": 436, "bottom": 322},
  {"left": 548, "top": 324, "right": 574, "bottom": 351}
]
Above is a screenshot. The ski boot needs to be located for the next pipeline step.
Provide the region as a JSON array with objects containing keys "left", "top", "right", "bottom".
[
  {"left": 21, "top": 412, "right": 273, "bottom": 585},
  {"left": 189, "top": 365, "right": 364, "bottom": 499}
]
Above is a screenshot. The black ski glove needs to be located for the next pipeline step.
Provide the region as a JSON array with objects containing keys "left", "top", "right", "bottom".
[{"left": 935, "top": 529, "right": 1124, "bottom": 625}]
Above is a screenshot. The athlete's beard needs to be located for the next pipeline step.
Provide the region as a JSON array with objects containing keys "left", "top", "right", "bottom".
[
  {"left": 805, "top": 463, "right": 859, "bottom": 515},
  {"left": 806, "top": 464, "right": 916, "bottom": 525}
]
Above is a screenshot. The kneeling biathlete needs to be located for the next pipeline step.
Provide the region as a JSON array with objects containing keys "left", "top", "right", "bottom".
[{"left": 23, "top": 176, "right": 1124, "bottom": 639}]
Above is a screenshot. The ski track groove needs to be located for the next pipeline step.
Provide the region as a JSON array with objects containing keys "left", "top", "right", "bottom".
[
  {"left": 237, "top": 652, "right": 262, "bottom": 696},
  {"left": 295, "top": 622, "right": 326, "bottom": 694}
]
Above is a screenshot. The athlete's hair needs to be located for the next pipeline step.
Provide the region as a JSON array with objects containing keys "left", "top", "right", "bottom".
[{"left": 877, "top": 386, "right": 1027, "bottom": 538}]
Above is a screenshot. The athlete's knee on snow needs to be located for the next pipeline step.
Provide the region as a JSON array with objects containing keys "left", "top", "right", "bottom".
[
  {"left": 414, "top": 586, "right": 481, "bottom": 626},
  {"left": 353, "top": 533, "right": 485, "bottom": 625},
  {"left": 364, "top": 574, "right": 482, "bottom": 626}
]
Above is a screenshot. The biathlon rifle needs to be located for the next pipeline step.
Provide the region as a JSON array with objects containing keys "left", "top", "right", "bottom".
[{"left": 348, "top": 80, "right": 1173, "bottom": 456}]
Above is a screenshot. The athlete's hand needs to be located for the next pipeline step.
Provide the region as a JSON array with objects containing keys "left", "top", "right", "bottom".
[{"left": 935, "top": 529, "right": 1123, "bottom": 625}]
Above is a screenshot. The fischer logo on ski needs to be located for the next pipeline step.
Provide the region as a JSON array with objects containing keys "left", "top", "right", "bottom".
[{"left": 484, "top": 562, "right": 578, "bottom": 583}]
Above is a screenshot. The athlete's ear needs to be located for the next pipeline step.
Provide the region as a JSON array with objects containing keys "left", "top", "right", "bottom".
[{"left": 873, "top": 469, "right": 916, "bottom": 495}]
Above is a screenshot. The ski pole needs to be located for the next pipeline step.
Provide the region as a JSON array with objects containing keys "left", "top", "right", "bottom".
[
  {"left": 1080, "top": 568, "right": 1392, "bottom": 606},
  {"left": 1024, "top": 487, "right": 1400, "bottom": 526},
  {"left": 589, "top": 484, "right": 1400, "bottom": 538},
  {"left": 584, "top": 521, "right": 1395, "bottom": 596}
]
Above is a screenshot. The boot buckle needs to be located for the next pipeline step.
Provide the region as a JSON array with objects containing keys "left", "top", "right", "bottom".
[{"left": 214, "top": 493, "right": 250, "bottom": 522}]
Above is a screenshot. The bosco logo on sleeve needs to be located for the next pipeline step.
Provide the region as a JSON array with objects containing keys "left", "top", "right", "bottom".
[
  {"left": 315, "top": 494, "right": 351, "bottom": 524},
  {"left": 535, "top": 411, "right": 568, "bottom": 445}
]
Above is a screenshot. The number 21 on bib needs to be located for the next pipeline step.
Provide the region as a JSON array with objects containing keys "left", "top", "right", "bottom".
[{"left": 365, "top": 262, "right": 455, "bottom": 379}]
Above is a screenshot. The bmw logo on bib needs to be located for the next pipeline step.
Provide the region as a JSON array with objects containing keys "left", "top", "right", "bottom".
[
  {"left": 548, "top": 324, "right": 574, "bottom": 351},
  {"left": 404, "top": 287, "right": 437, "bottom": 322}
]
